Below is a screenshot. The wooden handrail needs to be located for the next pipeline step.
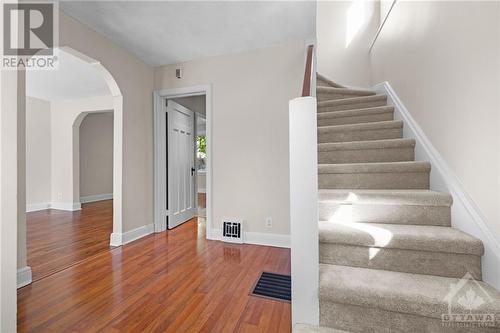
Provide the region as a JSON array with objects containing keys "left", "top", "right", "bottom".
[{"left": 301, "top": 44, "right": 314, "bottom": 97}]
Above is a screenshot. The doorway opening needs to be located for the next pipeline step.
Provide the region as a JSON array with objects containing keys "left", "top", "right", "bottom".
[
  {"left": 154, "top": 86, "right": 212, "bottom": 238},
  {"left": 24, "top": 47, "right": 122, "bottom": 282}
]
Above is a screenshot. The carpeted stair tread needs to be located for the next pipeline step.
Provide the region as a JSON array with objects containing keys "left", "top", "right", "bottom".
[
  {"left": 318, "top": 121, "right": 403, "bottom": 144},
  {"left": 293, "top": 323, "right": 349, "bottom": 333},
  {"left": 318, "top": 120, "right": 403, "bottom": 133},
  {"left": 318, "top": 138, "right": 415, "bottom": 163},
  {"left": 316, "top": 73, "right": 345, "bottom": 88},
  {"left": 317, "top": 106, "right": 395, "bottom": 126},
  {"left": 319, "top": 264, "right": 500, "bottom": 320},
  {"left": 317, "top": 106, "right": 394, "bottom": 119},
  {"left": 318, "top": 138, "right": 414, "bottom": 152},
  {"left": 318, "top": 161, "right": 431, "bottom": 174},
  {"left": 318, "top": 94, "right": 387, "bottom": 109},
  {"left": 317, "top": 189, "right": 452, "bottom": 226},
  {"left": 318, "top": 221, "right": 484, "bottom": 256},
  {"left": 318, "top": 189, "right": 451, "bottom": 206},
  {"left": 317, "top": 86, "right": 376, "bottom": 99}
]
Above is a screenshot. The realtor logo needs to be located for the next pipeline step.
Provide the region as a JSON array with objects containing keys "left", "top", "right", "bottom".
[
  {"left": 1, "top": 2, "right": 58, "bottom": 69},
  {"left": 441, "top": 272, "right": 499, "bottom": 329}
]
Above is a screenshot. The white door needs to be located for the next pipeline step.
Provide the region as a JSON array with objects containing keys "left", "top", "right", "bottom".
[{"left": 167, "top": 100, "right": 196, "bottom": 228}]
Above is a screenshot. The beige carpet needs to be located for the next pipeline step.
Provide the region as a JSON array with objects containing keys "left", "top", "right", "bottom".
[{"left": 315, "top": 73, "right": 500, "bottom": 332}]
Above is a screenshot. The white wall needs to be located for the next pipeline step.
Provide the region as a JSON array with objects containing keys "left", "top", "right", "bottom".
[
  {"left": 79, "top": 112, "right": 113, "bottom": 198},
  {"left": 1, "top": 68, "right": 23, "bottom": 332},
  {"left": 50, "top": 96, "right": 114, "bottom": 209},
  {"left": 370, "top": 0, "right": 500, "bottom": 240},
  {"left": 26, "top": 97, "right": 52, "bottom": 209},
  {"left": 155, "top": 41, "right": 305, "bottom": 237},
  {"left": 59, "top": 12, "right": 155, "bottom": 233},
  {"left": 316, "top": 0, "right": 379, "bottom": 87}
]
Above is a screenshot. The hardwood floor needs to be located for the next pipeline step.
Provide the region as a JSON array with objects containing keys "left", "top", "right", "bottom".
[
  {"left": 27, "top": 200, "right": 113, "bottom": 281},
  {"left": 18, "top": 218, "right": 291, "bottom": 332}
]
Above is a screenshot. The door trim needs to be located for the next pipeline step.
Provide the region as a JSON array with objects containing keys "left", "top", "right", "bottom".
[{"left": 153, "top": 85, "right": 213, "bottom": 239}]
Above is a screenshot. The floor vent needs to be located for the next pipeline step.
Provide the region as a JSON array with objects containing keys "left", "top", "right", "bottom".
[
  {"left": 222, "top": 220, "right": 243, "bottom": 243},
  {"left": 251, "top": 272, "right": 291, "bottom": 302}
]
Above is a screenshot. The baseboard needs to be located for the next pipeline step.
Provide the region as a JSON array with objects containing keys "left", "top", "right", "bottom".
[
  {"left": 26, "top": 202, "right": 51, "bottom": 212},
  {"left": 27, "top": 201, "right": 82, "bottom": 212},
  {"left": 80, "top": 193, "right": 113, "bottom": 203},
  {"left": 110, "top": 223, "right": 154, "bottom": 247},
  {"left": 374, "top": 81, "right": 500, "bottom": 289},
  {"left": 212, "top": 229, "right": 290, "bottom": 248},
  {"left": 50, "top": 201, "right": 82, "bottom": 211},
  {"left": 17, "top": 266, "right": 32, "bottom": 288}
]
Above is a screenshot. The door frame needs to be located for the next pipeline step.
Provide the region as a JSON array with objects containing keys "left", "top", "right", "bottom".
[{"left": 153, "top": 85, "right": 213, "bottom": 239}]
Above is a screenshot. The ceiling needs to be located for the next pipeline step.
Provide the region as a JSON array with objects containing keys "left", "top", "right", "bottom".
[
  {"left": 26, "top": 49, "right": 111, "bottom": 101},
  {"left": 60, "top": 1, "right": 316, "bottom": 67}
]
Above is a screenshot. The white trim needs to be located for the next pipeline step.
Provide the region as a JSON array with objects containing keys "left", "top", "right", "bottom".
[
  {"left": 212, "top": 229, "right": 290, "bottom": 248},
  {"left": 26, "top": 202, "right": 51, "bottom": 212},
  {"left": 110, "top": 223, "right": 154, "bottom": 247},
  {"left": 50, "top": 201, "right": 81, "bottom": 211},
  {"left": 80, "top": 193, "right": 113, "bottom": 203},
  {"left": 154, "top": 85, "right": 213, "bottom": 240},
  {"left": 197, "top": 188, "right": 206, "bottom": 194},
  {"left": 17, "top": 266, "right": 32, "bottom": 288},
  {"left": 289, "top": 97, "right": 319, "bottom": 326},
  {"left": 374, "top": 81, "right": 500, "bottom": 289}
]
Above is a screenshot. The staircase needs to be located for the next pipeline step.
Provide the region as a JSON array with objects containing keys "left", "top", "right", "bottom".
[{"left": 315, "top": 73, "right": 500, "bottom": 332}]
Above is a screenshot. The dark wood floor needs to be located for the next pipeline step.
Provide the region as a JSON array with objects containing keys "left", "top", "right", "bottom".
[
  {"left": 18, "top": 214, "right": 291, "bottom": 332},
  {"left": 27, "top": 200, "right": 113, "bottom": 281}
]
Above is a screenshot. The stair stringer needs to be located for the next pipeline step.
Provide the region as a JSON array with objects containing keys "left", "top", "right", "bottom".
[{"left": 373, "top": 81, "right": 500, "bottom": 290}]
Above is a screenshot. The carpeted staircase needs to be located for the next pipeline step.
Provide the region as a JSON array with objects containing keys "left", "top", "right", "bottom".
[{"left": 315, "top": 73, "right": 500, "bottom": 332}]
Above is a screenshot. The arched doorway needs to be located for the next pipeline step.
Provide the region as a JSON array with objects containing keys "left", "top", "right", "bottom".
[{"left": 23, "top": 46, "right": 124, "bottom": 282}]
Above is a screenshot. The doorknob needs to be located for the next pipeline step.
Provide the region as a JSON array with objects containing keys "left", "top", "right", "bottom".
[{"left": 191, "top": 167, "right": 195, "bottom": 176}]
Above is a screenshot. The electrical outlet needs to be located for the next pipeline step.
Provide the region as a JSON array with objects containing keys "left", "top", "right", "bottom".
[{"left": 265, "top": 217, "right": 272, "bottom": 228}]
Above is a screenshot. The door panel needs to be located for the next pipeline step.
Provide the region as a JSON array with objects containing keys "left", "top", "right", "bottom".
[{"left": 168, "top": 100, "right": 195, "bottom": 229}]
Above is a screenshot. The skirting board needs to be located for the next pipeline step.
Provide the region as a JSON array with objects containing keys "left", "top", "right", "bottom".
[
  {"left": 374, "top": 81, "right": 500, "bottom": 290},
  {"left": 26, "top": 202, "right": 51, "bottom": 212},
  {"left": 27, "top": 201, "right": 81, "bottom": 212},
  {"left": 212, "top": 229, "right": 290, "bottom": 248},
  {"left": 110, "top": 223, "right": 154, "bottom": 247},
  {"left": 17, "top": 266, "right": 32, "bottom": 288},
  {"left": 80, "top": 193, "right": 113, "bottom": 203}
]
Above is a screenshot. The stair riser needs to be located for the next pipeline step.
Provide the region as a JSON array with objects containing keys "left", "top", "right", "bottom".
[
  {"left": 317, "top": 93, "right": 374, "bottom": 102},
  {"left": 318, "top": 172, "right": 430, "bottom": 190},
  {"left": 317, "top": 79, "right": 330, "bottom": 85},
  {"left": 319, "top": 243, "right": 481, "bottom": 279},
  {"left": 319, "top": 302, "right": 492, "bottom": 333},
  {"left": 318, "top": 128, "right": 402, "bottom": 143},
  {"left": 318, "top": 146, "right": 414, "bottom": 164},
  {"left": 318, "top": 203, "right": 451, "bottom": 226},
  {"left": 318, "top": 100, "right": 387, "bottom": 113},
  {"left": 317, "top": 112, "right": 393, "bottom": 126}
]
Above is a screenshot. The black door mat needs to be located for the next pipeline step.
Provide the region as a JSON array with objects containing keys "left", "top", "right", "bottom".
[{"left": 250, "top": 271, "right": 291, "bottom": 302}]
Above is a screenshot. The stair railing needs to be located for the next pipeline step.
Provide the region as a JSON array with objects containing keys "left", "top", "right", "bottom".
[
  {"left": 301, "top": 45, "right": 315, "bottom": 97},
  {"left": 289, "top": 44, "right": 319, "bottom": 326}
]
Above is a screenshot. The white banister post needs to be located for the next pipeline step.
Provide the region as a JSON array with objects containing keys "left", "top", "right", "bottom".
[{"left": 289, "top": 96, "right": 319, "bottom": 326}]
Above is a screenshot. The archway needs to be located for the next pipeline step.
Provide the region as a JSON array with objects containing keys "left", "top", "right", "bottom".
[{"left": 59, "top": 47, "right": 123, "bottom": 246}]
